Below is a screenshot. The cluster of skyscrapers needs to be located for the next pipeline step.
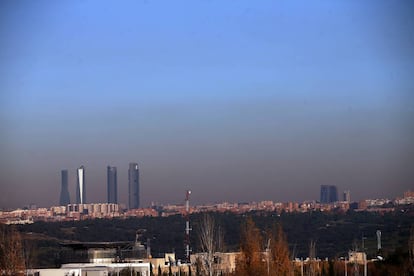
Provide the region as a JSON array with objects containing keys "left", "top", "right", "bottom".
[
  {"left": 320, "top": 185, "right": 351, "bottom": 203},
  {"left": 320, "top": 185, "right": 338, "bottom": 203},
  {"left": 59, "top": 163, "right": 140, "bottom": 209}
]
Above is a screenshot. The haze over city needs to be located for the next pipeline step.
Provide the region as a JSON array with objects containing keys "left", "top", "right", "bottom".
[{"left": 1, "top": 1, "right": 413, "bottom": 209}]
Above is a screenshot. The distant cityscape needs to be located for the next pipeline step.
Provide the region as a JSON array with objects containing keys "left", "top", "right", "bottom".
[
  {"left": 59, "top": 163, "right": 140, "bottom": 208},
  {"left": 0, "top": 160, "right": 413, "bottom": 224},
  {"left": 2, "top": 165, "right": 414, "bottom": 276}
]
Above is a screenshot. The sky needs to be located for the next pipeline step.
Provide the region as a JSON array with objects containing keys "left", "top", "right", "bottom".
[{"left": 1, "top": 0, "right": 413, "bottom": 209}]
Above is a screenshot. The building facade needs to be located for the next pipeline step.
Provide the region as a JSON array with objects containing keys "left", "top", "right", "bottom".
[
  {"left": 320, "top": 185, "right": 338, "bottom": 203},
  {"left": 60, "top": 169, "right": 71, "bottom": 206},
  {"left": 128, "top": 163, "right": 140, "bottom": 209},
  {"left": 107, "top": 166, "right": 117, "bottom": 204},
  {"left": 76, "top": 166, "right": 86, "bottom": 204},
  {"left": 343, "top": 190, "right": 351, "bottom": 202}
]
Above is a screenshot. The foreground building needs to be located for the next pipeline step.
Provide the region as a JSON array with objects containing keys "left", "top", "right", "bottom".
[{"left": 30, "top": 262, "right": 150, "bottom": 276}]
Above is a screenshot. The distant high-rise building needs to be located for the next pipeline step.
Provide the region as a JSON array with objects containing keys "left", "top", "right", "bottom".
[
  {"left": 107, "top": 166, "right": 117, "bottom": 204},
  {"left": 59, "top": 170, "right": 70, "bottom": 206},
  {"left": 128, "top": 162, "right": 140, "bottom": 209},
  {"left": 320, "top": 185, "right": 338, "bottom": 203},
  {"left": 76, "top": 166, "right": 86, "bottom": 204},
  {"left": 343, "top": 190, "right": 351, "bottom": 202}
]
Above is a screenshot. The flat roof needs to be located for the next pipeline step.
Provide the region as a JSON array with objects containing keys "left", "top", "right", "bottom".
[{"left": 60, "top": 241, "right": 133, "bottom": 249}]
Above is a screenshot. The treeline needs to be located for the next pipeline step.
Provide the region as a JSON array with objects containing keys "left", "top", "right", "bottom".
[{"left": 8, "top": 209, "right": 414, "bottom": 268}]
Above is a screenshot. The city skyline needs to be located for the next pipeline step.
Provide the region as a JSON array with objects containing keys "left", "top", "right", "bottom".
[
  {"left": 55, "top": 163, "right": 357, "bottom": 208},
  {"left": 1, "top": 1, "right": 413, "bottom": 209}
]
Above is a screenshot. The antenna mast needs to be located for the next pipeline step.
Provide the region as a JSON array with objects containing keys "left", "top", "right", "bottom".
[{"left": 185, "top": 190, "right": 192, "bottom": 263}]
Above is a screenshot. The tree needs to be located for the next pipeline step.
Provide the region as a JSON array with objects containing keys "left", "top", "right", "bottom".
[
  {"left": 269, "top": 224, "right": 292, "bottom": 276},
  {"left": 235, "top": 217, "right": 266, "bottom": 276},
  {"left": 198, "top": 213, "right": 224, "bottom": 276},
  {"left": 0, "top": 225, "right": 25, "bottom": 276},
  {"left": 308, "top": 240, "right": 317, "bottom": 276},
  {"left": 188, "top": 264, "right": 192, "bottom": 276},
  {"left": 23, "top": 238, "right": 36, "bottom": 274},
  {"left": 195, "top": 256, "right": 203, "bottom": 276}
]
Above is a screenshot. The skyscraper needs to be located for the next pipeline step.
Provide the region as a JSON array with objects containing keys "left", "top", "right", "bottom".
[
  {"left": 343, "top": 190, "right": 351, "bottom": 202},
  {"left": 320, "top": 185, "right": 338, "bottom": 203},
  {"left": 76, "top": 166, "right": 86, "bottom": 204},
  {"left": 128, "top": 162, "right": 140, "bottom": 209},
  {"left": 107, "top": 166, "right": 117, "bottom": 204},
  {"left": 59, "top": 169, "right": 70, "bottom": 206}
]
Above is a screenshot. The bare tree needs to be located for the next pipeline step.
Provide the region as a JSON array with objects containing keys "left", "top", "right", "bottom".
[
  {"left": 198, "top": 213, "right": 223, "bottom": 276},
  {"left": 23, "top": 238, "right": 36, "bottom": 275},
  {"left": 308, "top": 240, "right": 316, "bottom": 276},
  {"left": 0, "top": 225, "right": 25, "bottom": 275}
]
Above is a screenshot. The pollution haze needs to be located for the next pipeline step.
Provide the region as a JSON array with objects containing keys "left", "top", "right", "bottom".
[{"left": 1, "top": 1, "right": 413, "bottom": 209}]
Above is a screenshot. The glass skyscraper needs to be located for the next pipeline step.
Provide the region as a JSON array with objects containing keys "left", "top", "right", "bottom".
[
  {"left": 320, "top": 185, "right": 338, "bottom": 203},
  {"left": 128, "top": 162, "right": 140, "bottom": 209},
  {"left": 76, "top": 166, "right": 86, "bottom": 204},
  {"left": 107, "top": 166, "right": 117, "bottom": 204},
  {"left": 59, "top": 169, "right": 70, "bottom": 206}
]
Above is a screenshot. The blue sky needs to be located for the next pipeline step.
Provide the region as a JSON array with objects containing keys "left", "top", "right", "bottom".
[{"left": 1, "top": 0, "right": 413, "bottom": 208}]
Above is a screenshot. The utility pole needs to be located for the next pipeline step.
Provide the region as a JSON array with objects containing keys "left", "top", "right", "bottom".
[{"left": 361, "top": 236, "right": 367, "bottom": 252}]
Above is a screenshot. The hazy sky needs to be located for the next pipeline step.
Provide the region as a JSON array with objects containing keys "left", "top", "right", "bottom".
[{"left": 1, "top": 0, "right": 413, "bottom": 209}]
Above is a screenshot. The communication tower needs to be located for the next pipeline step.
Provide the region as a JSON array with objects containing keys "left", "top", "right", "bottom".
[{"left": 184, "top": 190, "right": 192, "bottom": 263}]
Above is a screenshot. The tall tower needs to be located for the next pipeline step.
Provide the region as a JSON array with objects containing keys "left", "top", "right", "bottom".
[
  {"left": 330, "top": 185, "right": 338, "bottom": 202},
  {"left": 320, "top": 185, "right": 338, "bottom": 203},
  {"left": 107, "top": 166, "right": 118, "bottom": 204},
  {"left": 76, "top": 166, "right": 86, "bottom": 204},
  {"left": 128, "top": 163, "right": 140, "bottom": 209},
  {"left": 59, "top": 169, "right": 70, "bottom": 206},
  {"left": 343, "top": 190, "right": 351, "bottom": 202},
  {"left": 185, "top": 190, "right": 192, "bottom": 263}
]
